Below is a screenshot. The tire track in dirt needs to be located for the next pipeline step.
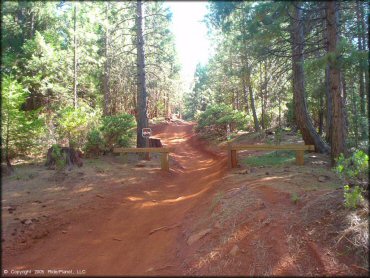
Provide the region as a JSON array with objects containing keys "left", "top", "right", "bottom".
[{"left": 3, "top": 121, "right": 227, "bottom": 276}]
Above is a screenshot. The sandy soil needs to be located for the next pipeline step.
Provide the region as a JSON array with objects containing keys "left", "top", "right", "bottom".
[{"left": 2, "top": 121, "right": 368, "bottom": 276}]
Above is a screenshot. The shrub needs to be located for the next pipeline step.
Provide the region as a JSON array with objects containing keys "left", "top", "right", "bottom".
[
  {"left": 100, "top": 114, "right": 136, "bottom": 151},
  {"left": 343, "top": 185, "right": 364, "bottom": 209},
  {"left": 1, "top": 75, "right": 44, "bottom": 159},
  {"left": 56, "top": 104, "right": 100, "bottom": 148},
  {"left": 336, "top": 150, "right": 368, "bottom": 181},
  {"left": 84, "top": 129, "right": 105, "bottom": 156},
  {"left": 196, "top": 104, "right": 250, "bottom": 137},
  {"left": 51, "top": 144, "right": 66, "bottom": 171}
]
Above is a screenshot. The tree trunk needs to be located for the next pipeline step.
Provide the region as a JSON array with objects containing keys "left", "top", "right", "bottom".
[
  {"left": 318, "top": 82, "right": 324, "bottom": 136},
  {"left": 73, "top": 2, "right": 78, "bottom": 109},
  {"left": 326, "top": 1, "right": 347, "bottom": 165},
  {"left": 290, "top": 3, "right": 329, "bottom": 154},
  {"left": 242, "top": 74, "right": 250, "bottom": 114},
  {"left": 278, "top": 95, "right": 282, "bottom": 128},
  {"left": 356, "top": 0, "right": 366, "bottom": 116},
  {"left": 259, "top": 63, "right": 265, "bottom": 130},
  {"left": 351, "top": 87, "right": 359, "bottom": 148},
  {"left": 136, "top": 0, "right": 148, "bottom": 148},
  {"left": 5, "top": 110, "right": 14, "bottom": 174},
  {"left": 325, "top": 65, "right": 332, "bottom": 143},
  {"left": 103, "top": 2, "right": 110, "bottom": 116},
  {"left": 246, "top": 70, "right": 260, "bottom": 131},
  {"left": 359, "top": 1, "right": 369, "bottom": 104}
]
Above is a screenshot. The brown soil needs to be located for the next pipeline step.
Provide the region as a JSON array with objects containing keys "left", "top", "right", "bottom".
[{"left": 2, "top": 122, "right": 368, "bottom": 276}]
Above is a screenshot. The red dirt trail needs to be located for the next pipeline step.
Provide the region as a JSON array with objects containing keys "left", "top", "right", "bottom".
[{"left": 3, "top": 122, "right": 227, "bottom": 275}]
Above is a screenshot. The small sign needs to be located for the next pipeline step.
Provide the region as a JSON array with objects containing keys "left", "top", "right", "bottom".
[
  {"left": 226, "top": 124, "right": 231, "bottom": 140},
  {"left": 142, "top": 128, "right": 152, "bottom": 138}
]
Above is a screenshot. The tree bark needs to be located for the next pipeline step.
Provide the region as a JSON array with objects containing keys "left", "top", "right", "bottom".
[
  {"left": 103, "top": 2, "right": 110, "bottom": 116},
  {"left": 318, "top": 82, "right": 324, "bottom": 136},
  {"left": 246, "top": 70, "right": 260, "bottom": 131},
  {"left": 73, "top": 2, "right": 78, "bottom": 109},
  {"left": 5, "top": 108, "right": 14, "bottom": 174},
  {"left": 136, "top": 0, "right": 148, "bottom": 148},
  {"left": 326, "top": 1, "right": 347, "bottom": 164},
  {"left": 325, "top": 65, "right": 332, "bottom": 143},
  {"left": 359, "top": 1, "right": 369, "bottom": 103},
  {"left": 290, "top": 3, "right": 329, "bottom": 154},
  {"left": 356, "top": 0, "right": 366, "bottom": 116},
  {"left": 259, "top": 63, "right": 265, "bottom": 129},
  {"left": 242, "top": 75, "right": 250, "bottom": 114}
]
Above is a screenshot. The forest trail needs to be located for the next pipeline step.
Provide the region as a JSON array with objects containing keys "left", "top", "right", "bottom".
[{"left": 3, "top": 121, "right": 228, "bottom": 275}]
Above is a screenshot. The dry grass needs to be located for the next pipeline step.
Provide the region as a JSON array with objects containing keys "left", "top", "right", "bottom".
[{"left": 338, "top": 204, "right": 369, "bottom": 252}]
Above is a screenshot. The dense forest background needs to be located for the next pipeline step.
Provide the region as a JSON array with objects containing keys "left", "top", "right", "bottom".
[
  {"left": 184, "top": 1, "right": 369, "bottom": 165},
  {"left": 2, "top": 1, "right": 183, "bottom": 165},
  {"left": 1, "top": 1, "right": 369, "bottom": 168}
]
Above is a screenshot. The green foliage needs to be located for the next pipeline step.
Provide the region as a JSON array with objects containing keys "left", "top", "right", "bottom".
[
  {"left": 285, "top": 100, "right": 295, "bottom": 127},
  {"left": 84, "top": 129, "right": 105, "bottom": 155},
  {"left": 274, "top": 128, "right": 283, "bottom": 145},
  {"left": 51, "top": 144, "right": 66, "bottom": 171},
  {"left": 335, "top": 150, "right": 369, "bottom": 180},
  {"left": 243, "top": 150, "right": 295, "bottom": 167},
  {"left": 291, "top": 192, "right": 300, "bottom": 204},
  {"left": 1, "top": 75, "right": 44, "bottom": 158},
  {"left": 56, "top": 104, "right": 100, "bottom": 148},
  {"left": 196, "top": 104, "right": 250, "bottom": 136},
  {"left": 343, "top": 185, "right": 364, "bottom": 209},
  {"left": 100, "top": 114, "right": 136, "bottom": 150}
]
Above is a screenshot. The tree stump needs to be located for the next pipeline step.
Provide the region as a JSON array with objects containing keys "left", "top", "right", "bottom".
[
  {"left": 149, "top": 138, "right": 162, "bottom": 148},
  {"left": 45, "top": 145, "right": 83, "bottom": 170}
]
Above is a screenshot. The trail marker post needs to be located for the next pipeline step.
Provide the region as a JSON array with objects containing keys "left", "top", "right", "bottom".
[{"left": 142, "top": 128, "right": 152, "bottom": 160}]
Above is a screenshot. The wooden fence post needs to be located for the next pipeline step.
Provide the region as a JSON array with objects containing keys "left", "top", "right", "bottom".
[
  {"left": 231, "top": 149, "right": 237, "bottom": 168},
  {"left": 161, "top": 152, "right": 169, "bottom": 171},
  {"left": 227, "top": 142, "right": 232, "bottom": 169},
  {"left": 296, "top": 150, "right": 304, "bottom": 165}
]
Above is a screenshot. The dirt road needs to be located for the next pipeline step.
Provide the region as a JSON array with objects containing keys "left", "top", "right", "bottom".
[{"left": 3, "top": 121, "right": 227, "bottom": 275}]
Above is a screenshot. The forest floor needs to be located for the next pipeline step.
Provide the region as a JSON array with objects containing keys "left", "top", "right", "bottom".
[{"left": 2, "top": 121, "right": 368, "bottom": 276}]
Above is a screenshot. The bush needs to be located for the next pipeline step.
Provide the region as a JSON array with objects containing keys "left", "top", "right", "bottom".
[
  {"left": 51, "top": 144, "right": 66, "bottom": 171},
  {"left": 56, "top": 104, "right": 100, "bottom": 148},
  {"left": 1, "top": 75, "right": 44, "bottom": 158},
  {"left": 196, "top": 104, "right": 250, "bottom": 137},
  {"left": 343, "top": 185, "right": 364, "bottom": 209},
  {"left": 84, "top": 129, "right": 105, "bottom": 156},
  {"left": 100, "top": 114, "right": 136, "bottom": 151},
  {"left": 336, "top": 150, "right": 368, "bottom": 181}
]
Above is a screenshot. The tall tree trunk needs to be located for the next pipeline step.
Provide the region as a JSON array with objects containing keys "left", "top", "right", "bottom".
[
  {"left": 356, "top": 0, "right": 366, "bottom": 116},
  {"left": 318, "top": 81, "right": 324, "bottom": 136},
  {"left": 326, "top": 1, "right": 347, "bottom": 165},
  {"left": 359, "top": 1, "right": 369, "bottom": 103},
  {"left": 242, "top": 74, "right": 250, "bottom": 114},
  {"left": 5, "top": 108, "right": 14, "bottom": 174},
  {"left": 232, "top": 90, "right": 236, "bottom": 110},
  {"left": 259, "top": 63, "right": 265, "bottom": 129},
  {"left": 322, "top": 6, "right": 333, "bottom": 144},
  {"left": 136, "top": 0, "right": 148, "bottom": 148},
  {"left": 73, "top": 2, "right": 78, "bottom": 109},
  {"left": 290, "top": 3, "right": 329, "bottom": 153},
  {"left": 325, "top": 65, "right": 332, "bottom": 143},
  {"left": 263, "top": 61, "right": 268, "bottom": 128},
  {"left": 278, "top": 94, "right": 282, "bottom": 128},
  {"left": 103, "top": 2, "right": 110, "bottom": 116},
  {"left": 351, "top": 87, "right": 359, "bottom": 148},
  {"left": 246, "top": 70, "right": 260, "bottom": 131}
]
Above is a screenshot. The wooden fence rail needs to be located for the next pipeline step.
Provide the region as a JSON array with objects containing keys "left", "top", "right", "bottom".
[
  {"left": 227, "top": 143, "right": 315, "bottom": 168},
  {"left": 113, "top": 147, "right": 174, "bottom": 171}
]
